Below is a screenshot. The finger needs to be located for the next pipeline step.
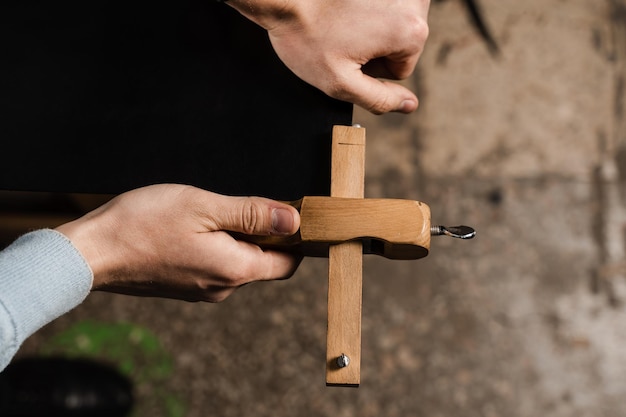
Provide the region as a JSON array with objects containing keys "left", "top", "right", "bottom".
[
  {"left": 335, "top": 70, "right": 418, "bottom": 114},
  {"left": 198, "top": 249, "right": 301, "bottom": 302},
  {"left": 210, "top": 195, "right": 301, "bottom": 236},
  {"left": 362, "top": 55, "right": 420, "bottom": 80},
  {"left": 231, "top": 241, "right": 302, "bottom": 283},
  {"left": 207, "top": 234, "right": 303, "bottom": 284},
  {"left": 250, "top": 249, "right": 303, "bottom": 282}
]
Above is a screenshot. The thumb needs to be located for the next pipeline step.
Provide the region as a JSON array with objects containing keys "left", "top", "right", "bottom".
[
  {"left": 339, "top": 71, "right": 418, "bottom": 114},
  {"left": 212, "top": 196, "right": 301, "bottom": 236}
]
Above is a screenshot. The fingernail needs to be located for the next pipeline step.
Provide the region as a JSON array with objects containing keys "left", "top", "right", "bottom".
[
  {"left": 398, "top": 100, "right": 417, "bottom": 113},
  {"left": 272, "top": 208, "right": 295, "bottom": 235}
]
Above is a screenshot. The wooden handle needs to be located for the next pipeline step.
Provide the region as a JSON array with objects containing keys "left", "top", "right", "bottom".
[{"left": 234, "top": 196, "right": 431, "bottom": 260}]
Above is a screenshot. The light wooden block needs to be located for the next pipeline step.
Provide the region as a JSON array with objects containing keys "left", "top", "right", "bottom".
[{"left": 326, "top": 125, "right": 365, "bottom": 386}]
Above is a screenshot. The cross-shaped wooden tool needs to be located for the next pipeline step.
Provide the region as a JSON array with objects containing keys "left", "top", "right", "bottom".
[
  {"left": 325, "top": 124, "right": 434, "bottom": 387},
  {"left": 241, "top": 125, "right": 475, "bottom": 386}
]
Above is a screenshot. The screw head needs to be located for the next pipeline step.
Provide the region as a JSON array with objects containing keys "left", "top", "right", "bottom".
[{"left": 336, "top": 354, "right": 350, "bottom": 368}]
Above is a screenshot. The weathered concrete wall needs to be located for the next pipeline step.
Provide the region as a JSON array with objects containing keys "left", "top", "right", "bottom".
[{"left": 357, "top": 1, "right": 626, "bottom": 415}]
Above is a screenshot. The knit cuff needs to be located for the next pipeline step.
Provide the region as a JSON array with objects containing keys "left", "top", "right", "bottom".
[{"left": 0, "top": 229, "right": 93, "bottom": 359}]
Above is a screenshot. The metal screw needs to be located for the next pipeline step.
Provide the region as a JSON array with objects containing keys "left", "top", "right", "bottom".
[{"left": 336, "top": 353, "right": 350, "bottom": 368}]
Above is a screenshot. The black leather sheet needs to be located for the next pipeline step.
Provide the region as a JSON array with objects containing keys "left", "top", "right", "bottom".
[{"left": 0, "top": 1, "right": 352, "bottom": 200}]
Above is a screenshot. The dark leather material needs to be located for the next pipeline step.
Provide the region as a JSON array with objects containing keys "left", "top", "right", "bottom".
[{"left": 0, "top": 1, "right": 353, "bottom": 200}]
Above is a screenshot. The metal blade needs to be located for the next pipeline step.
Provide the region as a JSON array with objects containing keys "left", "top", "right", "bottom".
[{"left": 431, "top": 225, "right": 476, "bottom": 239}]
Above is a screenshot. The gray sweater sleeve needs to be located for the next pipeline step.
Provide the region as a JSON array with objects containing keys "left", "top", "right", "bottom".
[{"left": 0, "top": 229, "right": 93, "bottom": 371}]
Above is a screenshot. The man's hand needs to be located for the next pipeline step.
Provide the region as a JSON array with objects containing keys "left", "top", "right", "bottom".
[
  {"left": 56, "top": 184, "right": 301, "bottom": 302},
  {"left": 227, "top": 0, "right": 430, "bottom": 114}
]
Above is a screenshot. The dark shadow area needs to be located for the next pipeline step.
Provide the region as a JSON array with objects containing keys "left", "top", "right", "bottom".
[{"left": 0, "top": 357, "right": 134, "bottom": 417}]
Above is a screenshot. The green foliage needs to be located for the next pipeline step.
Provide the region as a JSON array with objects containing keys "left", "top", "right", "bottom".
[{"left": 40, "top": 320, "right": 187, "bottom": 417}]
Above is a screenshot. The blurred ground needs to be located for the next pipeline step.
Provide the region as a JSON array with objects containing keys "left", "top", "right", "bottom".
[{"left": 7, "top": 0, "right": 626, "bottom": 416}]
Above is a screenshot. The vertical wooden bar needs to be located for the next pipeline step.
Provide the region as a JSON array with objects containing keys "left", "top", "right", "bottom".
[{"left": 326, "top": 125, "right": 365, "bottom": 386}]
